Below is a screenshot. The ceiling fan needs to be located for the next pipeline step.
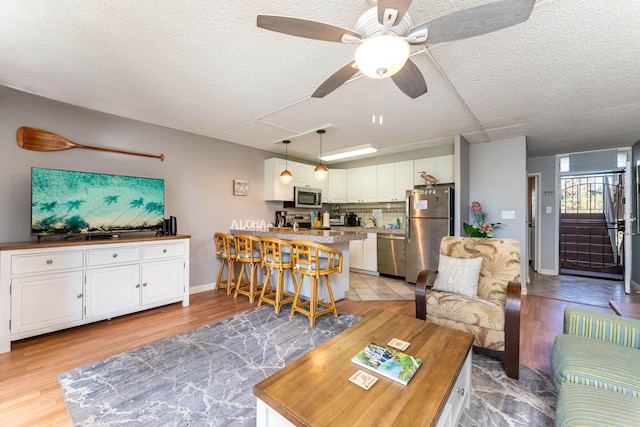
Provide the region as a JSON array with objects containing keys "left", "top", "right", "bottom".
[{"left": 257, "top": 0, "right": 535, "bottom": 99}]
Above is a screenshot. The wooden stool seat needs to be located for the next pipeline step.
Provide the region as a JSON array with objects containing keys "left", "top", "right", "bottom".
[
  {"left": 258, "top": 237, "right": 295, "bottom": 314},
  {"left": 289, "top": 240, "right": 342, "bottom": 327},
  {"left": 213, "top": 232, "right": 236, "bottom": 295},
  {"left": 234, "top": 234, "right": 264, "bottom": 303}
]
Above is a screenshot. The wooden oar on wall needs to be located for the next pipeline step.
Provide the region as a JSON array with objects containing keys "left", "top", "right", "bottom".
[{"left": 16, "top": 127, "right": 165, "bottom": 161}]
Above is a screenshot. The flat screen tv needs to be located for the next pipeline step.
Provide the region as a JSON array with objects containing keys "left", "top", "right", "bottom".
[{"left": 31, "top": 167, "right": 165, "bottom": 238}]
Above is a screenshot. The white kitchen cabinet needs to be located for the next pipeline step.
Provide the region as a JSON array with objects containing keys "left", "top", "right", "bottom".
[
  {"left": 349, "top": 240, "right": 363, "bottom": 270},
  {"left": 349, "top": 233, "right": 377, "bottom": 273},
  {"left": 376, "top": 163, "right": 395, "bottom": 201},
  {"left": 436, "top": 154, "right": 455, "bottom": 184},
  {"left": 414, "top": 154, "right": 455, "bottom": 185},
  {"left": 0, "top": 236, "right": 190, "bottom": 353},
  {"left": 328, "top": 168, "right": 347, "bottom": 203},
  {"left": 394, "top": 160, "right": 414, "bottom": 198},
  {"left": 314, "top": 167, "right": 329, "bottom": 194},
  {"left": 414, "top": 157, "right": 435, "bottom": 186},
  {"left": 377, "top": 160, "right": 413, "bottom": 202},
  {"left": 264, "top": 158, "right": 294, "bottom": 201},
  {"left": 293, "top": 162, "right": 314, "bottom": 188},
  {"left": 347, "top": 166, "right": 377, "bottom": 203},
  {"left": 294, "top": 162, "right": 328, "bottom": 193},
  {"left": 362, "top": 235, "right": 378, "bottom": 272}
]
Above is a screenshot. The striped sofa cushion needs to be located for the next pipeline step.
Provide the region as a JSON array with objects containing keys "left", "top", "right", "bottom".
[
  {"left": 564, "top": 306, "right": 640, "bottom": 348},
  {"left": 552, "top": 334, "right": 640, "bottom": 397},
  {"left": 555, "top": 382, "right": 640, "bottom": 427}
]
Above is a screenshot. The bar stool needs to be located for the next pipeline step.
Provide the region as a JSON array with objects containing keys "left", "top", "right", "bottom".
[
  {"left": 234, "top": 234, "right": 264, "bottom": 303},
  {"left": 289, "top": 240, "right": 342, "bottom": 327},
  {"left": 258, "top": 237, "right": 295, "bottom": 314},
  {"left": 213, "top": 232, "right": 236, "bottom": 295}
]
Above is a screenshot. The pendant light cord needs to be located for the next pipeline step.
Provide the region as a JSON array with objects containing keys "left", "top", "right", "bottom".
[{"left": 317, "top": 129, "right": 326, "bottom": 160}]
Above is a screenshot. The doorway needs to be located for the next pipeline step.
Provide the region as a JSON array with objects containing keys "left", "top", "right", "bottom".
[
  {"left": 527, "top": 174, "right": 541, "bottom": 272},
  {"left": 559, "top": 171, "right": 625, "bottom": 280}
]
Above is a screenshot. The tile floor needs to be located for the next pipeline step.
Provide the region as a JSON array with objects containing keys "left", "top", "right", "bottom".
[
  {"left": 345, "top": 272, "right": 415, "bottom": 301},
  {"left": 346, "top": 268, "right": 632, "bottom": 304}
]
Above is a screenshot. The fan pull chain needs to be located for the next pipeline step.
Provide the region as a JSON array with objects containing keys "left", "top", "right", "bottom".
[{"left": 371, "top": 80, "right": 383, "bottom": 125}]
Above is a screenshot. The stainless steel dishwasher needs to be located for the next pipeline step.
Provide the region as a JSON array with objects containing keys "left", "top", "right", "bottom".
[{"left": 376, "top": 233, "right": 406, "bottom": 278}]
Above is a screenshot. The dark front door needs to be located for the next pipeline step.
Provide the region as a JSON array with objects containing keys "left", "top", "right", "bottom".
[{"left": 560, "top": 172, "right": 625, "bottom": 279}]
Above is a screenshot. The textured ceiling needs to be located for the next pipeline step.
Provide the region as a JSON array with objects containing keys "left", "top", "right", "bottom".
[{"left": 1, "top": 0, "right": 639, "bottom": 163}]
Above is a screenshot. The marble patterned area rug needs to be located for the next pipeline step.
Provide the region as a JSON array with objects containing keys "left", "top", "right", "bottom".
[
  {"left": 58, "top": 306, "right": 360, "bottom": 426},
  {"left": 460, "top": 354, "right": 557, "bottom": 426},
  {"left": 59, "top": 307, "right": 557, "bottom": 426}
]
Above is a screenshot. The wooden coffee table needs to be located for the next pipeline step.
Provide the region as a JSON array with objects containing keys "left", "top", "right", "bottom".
[{"left": 254, "top": 310, "right": 474, "bottom": 427}]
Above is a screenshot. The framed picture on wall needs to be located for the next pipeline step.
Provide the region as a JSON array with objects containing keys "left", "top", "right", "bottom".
[{"left": 234, "top": 179, "right": 248, "bottom": 196}]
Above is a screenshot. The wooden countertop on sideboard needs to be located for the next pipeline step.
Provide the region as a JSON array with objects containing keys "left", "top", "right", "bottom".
[{"left": 0, "top": 234, "right": 191, "bottom": 251}]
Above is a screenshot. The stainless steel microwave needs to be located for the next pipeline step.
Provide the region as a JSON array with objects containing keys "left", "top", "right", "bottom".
[{"left": 284, "top": 187, "right": 323, "bottom": 209}]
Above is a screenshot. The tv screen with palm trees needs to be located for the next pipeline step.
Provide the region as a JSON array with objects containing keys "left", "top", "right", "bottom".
[{"left": 31, "top": 167, "right": 164, "bottom": 237}]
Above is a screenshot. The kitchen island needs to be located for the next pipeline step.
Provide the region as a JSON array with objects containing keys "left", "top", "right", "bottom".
[{"left": 229, "top": 228, "right": 366, "bottom": 300}]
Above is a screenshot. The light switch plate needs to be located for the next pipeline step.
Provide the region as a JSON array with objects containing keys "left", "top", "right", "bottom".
[
  {"left": 372, "top": 209, "right": 382, "bottom": 217},
  {"left": 501, "top": 210, "right": 516, "bottom": 219},
  {"left": 546, "top": 206, "right": 552, "bottom": 214}
]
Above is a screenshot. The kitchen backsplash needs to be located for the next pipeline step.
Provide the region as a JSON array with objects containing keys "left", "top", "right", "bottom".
[{"left": 335, "top": 202, "right": 405, "bottom": 228}]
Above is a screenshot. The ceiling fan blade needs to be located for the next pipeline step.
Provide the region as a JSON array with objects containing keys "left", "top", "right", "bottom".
[
  {"left": 377, "top": 0, "right": 413, "bottom": 26},
  {"left": 257, "top": 15, "right": 361, "bottom": 43},
  {"left": 391, "top": 59, "right": 427, "bottom": 99},
  {"left": 409, "top": 0, "right": 534, "bottom": 46},
  {"left": 312, "top": 61, "right": 359, "bottom": 98}
]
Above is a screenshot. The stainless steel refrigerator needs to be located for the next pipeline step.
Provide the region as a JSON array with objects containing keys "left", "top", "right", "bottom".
[{"left": 405, "top": 188, "right": 454, "bottom": 283}]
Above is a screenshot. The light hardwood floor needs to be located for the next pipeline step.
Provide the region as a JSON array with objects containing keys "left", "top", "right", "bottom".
[{"left": 0, "top": 272, "right": 622, "bottom": 426}]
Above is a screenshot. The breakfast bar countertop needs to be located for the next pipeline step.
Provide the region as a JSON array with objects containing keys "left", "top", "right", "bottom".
[{"left": 229, "top": 228, "right": 367, "bottom": 244}]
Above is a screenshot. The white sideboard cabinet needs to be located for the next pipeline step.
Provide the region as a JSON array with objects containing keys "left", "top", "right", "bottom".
[{"left": 0, "top": 235, "right": 190, "bottom": 353}]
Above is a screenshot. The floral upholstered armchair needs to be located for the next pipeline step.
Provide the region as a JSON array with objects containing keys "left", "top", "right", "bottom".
[{"left": 415, "top": 237, "right": 522, "bottom": 379}]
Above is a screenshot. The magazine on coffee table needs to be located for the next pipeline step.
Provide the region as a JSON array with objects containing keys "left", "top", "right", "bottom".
[{"left": 351, "top": 343, "right": 423, "bottom": 386}]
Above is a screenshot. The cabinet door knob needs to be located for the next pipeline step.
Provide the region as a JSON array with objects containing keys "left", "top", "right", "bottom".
[
  {"left": 77, "top": 293, "right": 83, "bottom": 298},
  {"left": 162, "top": 249, "right": 167, "bottom": 253},
  {"left": 457, "top": 387, "right": 465, "bottom": 396},
  {"left": 46, "top": 259, "right": 53, "bottom": 264},
  {"left": 113, "top": 253, "right": 118, "bottom": 258},
  {"left": 143, "top": 282, "right": 148, "bottom": 287},
  {"left": 136, "top": 284, "right": 140, "bottom": 288}
]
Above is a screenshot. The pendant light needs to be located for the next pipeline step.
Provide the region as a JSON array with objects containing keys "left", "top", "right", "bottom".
[
  {"left": 313, "top": 129, "right": 329, "bottom": 181},
  {"left": 279, "top": 140, "right": 293, "bottom": 184}
]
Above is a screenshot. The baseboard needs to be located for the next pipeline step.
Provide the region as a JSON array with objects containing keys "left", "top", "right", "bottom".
[
  {"left": 350, "top": 268, "right": 379, "bottom": 276},
  {"left": 538, "top": 269, "right": 556, "bottom": 276},
  {"left": 631, "top": 279, "right": 640, "bottom": 294},
  {"left": 190, "top": 282, "right": 215, "bottom": 295}
]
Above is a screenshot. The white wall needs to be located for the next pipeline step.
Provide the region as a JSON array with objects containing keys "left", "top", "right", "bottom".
[
  {"left": 454, "top": 135, "right": 470, "bottom": 236},
  {"left": 0, "top": 86, "right": 275, "bottom": 289},
  {"left": 527, "top": 155, "right": 557, "bottom": 274},
  {"left": 632, "top": 140, "right": 640, "bottom": 289},
  {"left": 468, "top": 136, "right": 528, "bottom": 289}
]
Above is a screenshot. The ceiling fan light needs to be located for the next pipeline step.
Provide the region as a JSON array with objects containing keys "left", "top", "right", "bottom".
[
  {"left": 314, "top": 164, "right": 329, "bottom": 181},
  {"left": 354, "top": 35, "right": 410, "bottom": 79},
  {"left": 280, "top": 169, "right": 293, "bottom": 184}
]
